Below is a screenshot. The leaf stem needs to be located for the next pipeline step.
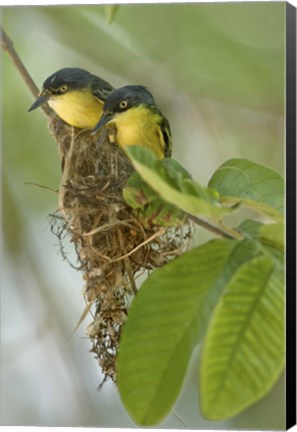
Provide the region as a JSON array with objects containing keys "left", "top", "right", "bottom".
[{"left": 188, "top": 214, "right": 243, "bottom": 240}]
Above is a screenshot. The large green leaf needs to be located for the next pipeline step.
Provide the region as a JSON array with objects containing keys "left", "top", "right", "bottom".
[
  {"left": 125, "top": 146, "right": 230, "bottom": 221},
  {"left": 208, "top": 159, "right": 284, "bottom": 221},
  {"left": 260, "top": 222, "right": 284, "bottom": 251},
  {"left": 199, "top": 254, "right": 284, "bottom": 420},
  {"left": 237, "top": 220, "right": 284, "bottom": 255},
  {"left": 117, "top": 238, "right": 260, "bottom": 425}
]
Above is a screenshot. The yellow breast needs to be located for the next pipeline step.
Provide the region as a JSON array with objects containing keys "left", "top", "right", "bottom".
[
  {"left": 111, "top": 106, "right": 165, "bottom": 159},
  {"left": 48, "top": 89, "right": 103, "bottom": 129}
]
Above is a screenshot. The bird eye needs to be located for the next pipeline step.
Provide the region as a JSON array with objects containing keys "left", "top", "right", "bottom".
[
  {"left": 59, "top": 85, "right": 68, "bottom": 93},
  {"left": 119, "top": 100, "right": 128, "bottom": 109}
]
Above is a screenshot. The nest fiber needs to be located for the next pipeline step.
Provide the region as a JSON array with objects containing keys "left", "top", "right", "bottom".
[{"left": 48, "top": 115, "right": 193, "bottom": 383}]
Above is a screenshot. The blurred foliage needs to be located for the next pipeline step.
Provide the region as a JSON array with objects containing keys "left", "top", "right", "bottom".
[
  {"left": 104, "top": 5, "right": 120, "bottom": 24},
  {"left": 1, "top": 3, "right": 285, "bottom": 428}
]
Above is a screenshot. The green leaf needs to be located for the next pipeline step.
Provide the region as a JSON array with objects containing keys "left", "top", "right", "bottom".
[
  {"left": 260, "top": 222, "right": 284, "bottom": 250},
  {"left": 237, "top": 219, "right": 262, "bottom": 238},
  {"left": 125, "top": 146, "right": 231, "bottom": 221},
  {"left": 200, "top": 254, "right": 284, "bottom": 420},
  {"left": 141, "top": 197, "right": 188, "bottom": 227},
  {"left": 117, "top": 238, "right": 260, "bottom": 425},
  {"left": 208, "top": 159, "right": 284, "bottom": 221},
  {"left": 123, "top": 171, "right": 159, "bottom": 208},
  {"left": 123, "top": 171, "right": 188, "bottom": 227},
  {"left": 237, "top": 220, "right": 284, "bottom": 257}
]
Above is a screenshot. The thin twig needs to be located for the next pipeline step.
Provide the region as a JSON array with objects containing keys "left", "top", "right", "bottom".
[
  {"left": 58, "top": 126, "right": 76, "bottom": 219},
  {"left": 111, "top": 228, "right": 167, "bottom": 263},
  {"left": 24, "top": 181, "right": 58, "bottom": 194},
  {"left": 172, "top": 409, "right": 189, "bottom": 429},
  {"left": 188, "top": 214, "right": 242, "bottom": 240},
  {"left": 1, "top": 26, "right": 52, "bottom": 118},
  {"left": 67, "top": 299, "right": 95, "bottom": 340},
  {"left": 82, "top": 220, "right": 127, "bottom": 237},
  {"left": 117, "top": 229, "right": 138, "bottom": 295}
]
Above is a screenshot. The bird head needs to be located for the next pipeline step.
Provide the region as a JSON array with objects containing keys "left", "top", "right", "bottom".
[
  {"left": 28, "top": 67, "right": 96, "bottom": 111},
  {"left": 92, "top": 85, "right": 155, "bottom": 132}
]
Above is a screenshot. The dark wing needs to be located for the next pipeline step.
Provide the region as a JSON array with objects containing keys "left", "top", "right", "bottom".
[
  {"left": 91, "top": 75, "right": 115, "bottom": 102},
  {"left": 151, "top": 104, "right": 172, "bottom": 158},
  {"left": 160, "top": 115, "right": 172, "bottom": 158}
]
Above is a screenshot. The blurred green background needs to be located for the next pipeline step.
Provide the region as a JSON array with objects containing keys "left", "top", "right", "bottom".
[{"left": 1, "top": 3, "right": 285, "bottom": 428}]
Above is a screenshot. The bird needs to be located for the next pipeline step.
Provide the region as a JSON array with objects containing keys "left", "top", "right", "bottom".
[
  {"left": 92, "top": 85, "right": 172, "bottom": 159},
  {"left": 28, "top": 67, "right": 114, "bottom": 129}
]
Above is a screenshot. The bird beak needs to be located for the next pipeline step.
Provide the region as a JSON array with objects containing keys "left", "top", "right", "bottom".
[
  {"left": 28, "top": 90, "right": 50, "bottom": 112},
  {"left": 92, "top": 111, "right": 113, "bottom": 133}
]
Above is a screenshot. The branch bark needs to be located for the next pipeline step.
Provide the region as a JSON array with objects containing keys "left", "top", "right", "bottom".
[
  {"left": 188, "top": 214, "right": 242, "bottom": 240},
  {"left": 1, "top": 26, "right": 52, "bottom": 118}
]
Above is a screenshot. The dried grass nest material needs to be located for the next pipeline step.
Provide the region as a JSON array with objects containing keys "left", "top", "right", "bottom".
[{"left": 48, "top": 115, "right": 194, "bottom": 383}]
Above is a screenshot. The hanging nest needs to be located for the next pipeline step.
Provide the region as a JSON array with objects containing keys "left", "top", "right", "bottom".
[{"left": 47, "top": 114, "right": 194, "bottom": 384}]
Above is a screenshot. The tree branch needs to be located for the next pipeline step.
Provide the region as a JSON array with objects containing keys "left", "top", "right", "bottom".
[
  {"left": 1, "top": 26, "right": 52, "bottom": 118},
  {"left": 188, "top": 214, "right": 242, "bottom": 240}
]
